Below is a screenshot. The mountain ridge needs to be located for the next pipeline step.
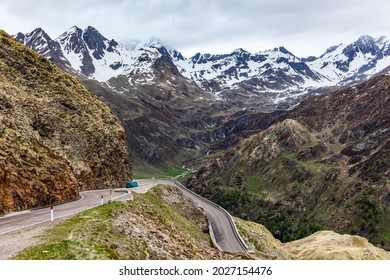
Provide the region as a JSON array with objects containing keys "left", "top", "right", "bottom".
[{"left": 15, "top": 26, "right": 390, "bottom": 106}]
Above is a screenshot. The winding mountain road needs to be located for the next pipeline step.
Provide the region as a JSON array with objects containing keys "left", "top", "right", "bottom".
[
  {"left": 0, "top": 179, "right": 248, "bottom": 254},
  {"left": 134, "top": 179, "right": 248, "bottom": 253}
]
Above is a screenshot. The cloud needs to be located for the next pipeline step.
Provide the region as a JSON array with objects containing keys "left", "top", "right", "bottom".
[{"left": 1, "top": 0, "right": 390, "bottom": 57}]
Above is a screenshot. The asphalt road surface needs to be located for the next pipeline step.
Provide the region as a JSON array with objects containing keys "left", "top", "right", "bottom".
[
  {"left": 134, "top": 179, "right": 248, "bottom": 253},
  {"left": 0, "top": 189, "right": 127, "bottom": 235}
]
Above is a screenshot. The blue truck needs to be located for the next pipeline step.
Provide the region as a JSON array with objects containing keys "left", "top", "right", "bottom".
[{"left": 125, "top": 180, "right": 138, "bottom": 188}]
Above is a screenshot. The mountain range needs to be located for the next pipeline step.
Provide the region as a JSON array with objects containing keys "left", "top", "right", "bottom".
[
  {"left": 15, "top": 26, "right": 390, "bottom": 106},
  {"left": 14, "top": 26, "right": 390, "bottom": 175},
  {"left": 2, "top": 25, "right": 390, "bottom": 256}
]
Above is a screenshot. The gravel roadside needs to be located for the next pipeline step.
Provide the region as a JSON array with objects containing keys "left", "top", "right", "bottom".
[
  {"left": 0, "top": 218, "right": 68, "bottom": 260},
  {"left": 0, "top": 193, "right": 134, "bottom": 260}
]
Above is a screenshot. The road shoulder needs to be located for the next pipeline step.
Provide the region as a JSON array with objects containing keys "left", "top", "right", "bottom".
[{"left": 0, "top": 217, "right": 68, "bottom": 259}]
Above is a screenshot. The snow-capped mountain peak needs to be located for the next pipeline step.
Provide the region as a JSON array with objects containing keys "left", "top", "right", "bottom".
[
  {"left": 307, "top": 35, "right": 390, "bottom": 84},
  {"left": 137, "top": 37, "right": 163, "bottom": 49},
  {"left": 15, "top": 27, "right": 70, "bottom": 69},
  {"left": 16, "top": 27, "right": 51, "bottom": 51},
  {"left": 169, "top": 49, "right": 186, "bottom": 61},
  {"left": 18, "top": 26, "right": 161, "bottom": 82},
  {"left": 60, "top": 26, "right": 82, "bottom": 37},
  {"left": 231, "top": 48, "right": 249, "bottom": 55},
  {"left": 58, "top": 26, "right": 84, "bottom": 54},
  {"left": 173, "top": 44, "right": 323, "bottom": 95},
  {"left": 272, "top": 46, "right": 293, "bottom": 55},
  {"left": 119, "top": 39, "right": 141, "bottom": 51},
  {"left": 319, "top": 44, "right": 342, "bottom": 58},
  {"left": 357, "top": 34, "right": 375, "bottom": 45}
]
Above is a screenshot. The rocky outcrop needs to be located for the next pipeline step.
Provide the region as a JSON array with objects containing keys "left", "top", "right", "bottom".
[
  {"left": 234, "top": 217, "right": 293, "bottom": 260},
  {"left": 0, "top": 30, "right": 132, "bottom": 213},
  {"left": 284, "top": 231, "right": 390, "bottom": 260},
  {"left": 235, "top": 219, "right": 390, "bottom": 260}
]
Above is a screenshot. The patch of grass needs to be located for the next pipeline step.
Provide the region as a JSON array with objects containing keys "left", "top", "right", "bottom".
[
  {"left": 383, "top": 211, "right": 390, "bottom": 242},
  {"left": 282, "top": 151, "right": 339, "bottom": 173},
  {"left": 282, "top": 153, "right": 298, "bottom": 162},
  {"left": 163, "top": 166, "right": 188, "bottom": 177},
  {"left": 236, "top": 223, "right": 268, "bottom": 256},
  {"left": 15, "top": 202, "right": 124, "bottom": 260},
  {"left": 133, "top": 169, "right": 164, "bottom": 179},
  {"left": 141, "top": 190, "right": 208, "bottom": 242},
  {"left": 234, "top": 218, "right": 293, "bottom": 260},
  {"left": 308, "top": 138, "right": 320, "bottom": 147},
  {"left": 132, "top": 158, "right": 167, "bottom": 179},
  {"left": 245, "top": 177, "right": 267, "bottom": 199},
  {"left": 133, "top": 164, "right": 188, "bottom": 179}
]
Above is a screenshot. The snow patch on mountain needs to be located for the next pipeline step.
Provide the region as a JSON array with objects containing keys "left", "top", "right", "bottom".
[
  {"left": 54, "top": 27, "right": 163, "bottom": 82},
  {"left": 174, "top": 46, "right": 330, "bottom": 93},
  {"left": 308, "top": 35, "right": 390, "bottom": 84},
  {"left": 172, "top": 35, "right": 390, "bottom": 99}
]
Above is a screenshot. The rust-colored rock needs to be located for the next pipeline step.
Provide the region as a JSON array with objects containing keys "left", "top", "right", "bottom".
[{"left": 0, "top": 30, "right": 132, "bottom": 213}]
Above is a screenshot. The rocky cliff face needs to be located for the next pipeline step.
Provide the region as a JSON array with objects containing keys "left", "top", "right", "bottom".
[
  {"left": 186, "top": 75, "right": 390, "bottom": 249},
  {"left": 0, "top": 30, "right": 132, "bottom": 213}
]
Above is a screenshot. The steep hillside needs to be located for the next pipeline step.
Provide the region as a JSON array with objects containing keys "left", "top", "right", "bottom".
[
  {"left": 235, "top": 218, "right": 390, "bottom": 260},
  {"left": 0, "top": 30, "right": 132, "bottom": 213},
  {"left": 186, "top": 75, "right": 390, "bottom": 249}
]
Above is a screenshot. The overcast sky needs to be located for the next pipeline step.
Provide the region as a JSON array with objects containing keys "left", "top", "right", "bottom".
[{"left": 1, "top": 0, "right": 390, "bottom": 58}]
